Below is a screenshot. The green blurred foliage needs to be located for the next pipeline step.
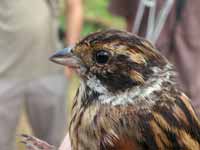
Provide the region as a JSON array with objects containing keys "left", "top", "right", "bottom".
[
  {"left": 85, "top": 0, "right": 111, "bottom": 18},
  {"left": 82, "top": 0, "right": 124, "bottom": 35},
  {"left": 60, "top": 0, "right": 125, "bottom": 37}
]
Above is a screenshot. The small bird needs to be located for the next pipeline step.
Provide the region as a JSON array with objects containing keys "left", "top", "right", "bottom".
[{"left": 22, "top": 29, "right": 200, "bottom": 150}]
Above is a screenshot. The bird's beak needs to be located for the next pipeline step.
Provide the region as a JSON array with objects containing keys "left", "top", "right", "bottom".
[{"left": 50, "top": 47, "right": 82, "bottom": 68}]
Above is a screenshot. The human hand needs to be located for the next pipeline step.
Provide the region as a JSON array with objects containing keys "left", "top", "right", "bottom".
[
  {"left": 20, "top": 134, "right": 56, "bottom": 150},
  {"left": 58, "top": 133, "right": 71, "bottom": 150}
]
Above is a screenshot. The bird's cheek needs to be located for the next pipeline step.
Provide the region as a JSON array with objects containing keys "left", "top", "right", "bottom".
[{"left": 130, "top": 70, "right": 145, "bottom": 84}]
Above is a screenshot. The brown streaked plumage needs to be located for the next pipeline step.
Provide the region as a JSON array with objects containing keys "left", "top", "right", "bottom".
[
  {"left": 21, "top": 29, "right": 200, "bottom": 150},
  {"left": 51, "top": 29, "right": 200, "bottom": 150}
]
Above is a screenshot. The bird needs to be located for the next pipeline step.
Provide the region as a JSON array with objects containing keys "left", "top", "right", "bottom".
[{"left": 21, "top": 29, "right": 200, "bottom": 150}]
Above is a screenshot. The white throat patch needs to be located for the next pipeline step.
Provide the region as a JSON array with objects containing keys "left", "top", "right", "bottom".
[{"left": 85, "top": 64, "right": 175, "bottom": 106}]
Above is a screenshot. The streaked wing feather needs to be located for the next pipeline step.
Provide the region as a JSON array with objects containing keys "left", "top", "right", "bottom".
[
  {"left": 141, "top": 92, "right": 200, "bottom": 149},
  {"left": 100, "top": 92, "right": 200, "bottom": 150}
]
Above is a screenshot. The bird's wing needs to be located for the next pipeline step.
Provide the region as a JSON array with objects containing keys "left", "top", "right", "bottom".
[
  {"left": 140, "top": 92, "right": 200, "bottom": 149},
  {"left": 99, "top": 92, "right": 200, "bottom": 150}
]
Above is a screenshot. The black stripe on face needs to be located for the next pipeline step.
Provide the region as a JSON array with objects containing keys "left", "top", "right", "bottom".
[
  {"left": 96, "top": 73, "right": 139, "bottom": 93},
  {"left": 91, "top": 54, "right": 142, "bottom": 93}
]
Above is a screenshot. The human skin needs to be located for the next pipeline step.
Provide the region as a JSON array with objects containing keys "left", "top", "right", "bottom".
[
  {"left": 58, "top": 133, "right": 71, "bottom": 150},
  {"left": 64, "top": 0, "right": 83, "bottom": 78}
]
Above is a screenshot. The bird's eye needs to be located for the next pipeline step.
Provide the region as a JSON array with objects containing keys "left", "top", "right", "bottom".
[{"left": 95, "top": 50, "right": 110, "bottom": 64}]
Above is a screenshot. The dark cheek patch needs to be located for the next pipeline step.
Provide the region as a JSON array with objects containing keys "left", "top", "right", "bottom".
[
  {"left": 92, "top": 54, "right": 152, "bottom": 92},
  {"left": 93, "top": 55, "right": 141, "bottom": 92},
  {"left": 96, "top": 72, "right": 140, "bottom": 92}
]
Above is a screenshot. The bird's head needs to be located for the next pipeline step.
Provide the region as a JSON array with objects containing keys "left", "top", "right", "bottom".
[{"left": 50, "top": 30, "right": 168, "bottom": 94}]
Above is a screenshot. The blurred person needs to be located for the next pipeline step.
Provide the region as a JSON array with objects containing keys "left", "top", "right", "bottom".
[
  {"left": 0, "top": 0, "right": 82, "bottom": 150},
  {"left": 109, "top": 0, "right": 138, "bottom": 32},
  {"left": 108, "top": 0, "right": 200, "bottom": 117},
  {"left": 65, "top": 0, "right": 83, "bottom": 77},
  {"left": 66, "top": 0, "right": 83, "bottom": 45}
]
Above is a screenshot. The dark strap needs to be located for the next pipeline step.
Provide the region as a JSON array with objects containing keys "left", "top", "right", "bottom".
[
  {"left": 169, "top": 0, "right": 187, "bottom": 54},
  {"left": 176, "top": 0, "right": 187, "bottom": 22}
]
